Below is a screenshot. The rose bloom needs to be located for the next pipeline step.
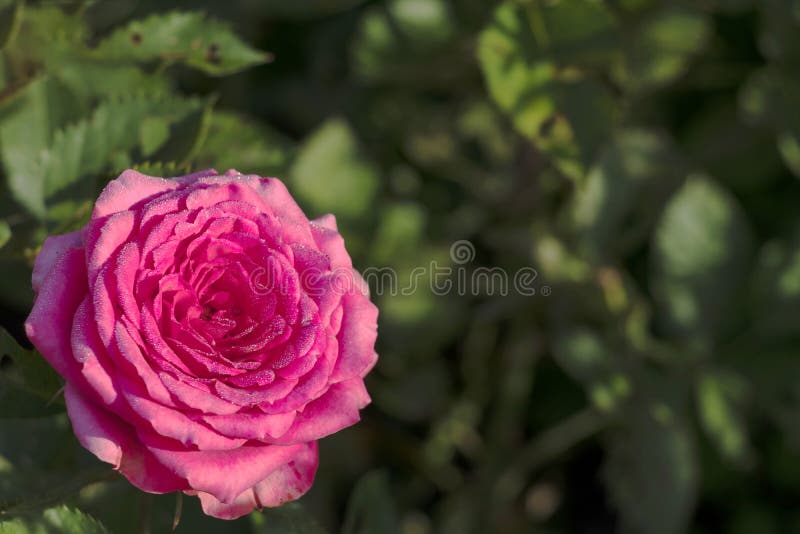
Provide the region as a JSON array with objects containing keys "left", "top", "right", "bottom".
[{"left": 25, "top": 169, "right": 378, "bottom": 519}]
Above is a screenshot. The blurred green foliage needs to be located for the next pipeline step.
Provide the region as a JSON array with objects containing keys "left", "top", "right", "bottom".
[{"left": 0, "top": 0, "right": 799, "bottom": 532}]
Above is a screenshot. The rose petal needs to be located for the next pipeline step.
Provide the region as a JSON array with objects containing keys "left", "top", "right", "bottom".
[
  {"left": 272, "top": 379, "right": 370, "bottom": 444},
  {"left": 85, "top": 210, "right": 135, "bottom": 285},
  {"left": 64, "top": 384, "right": 186, "bottom": 494},
  {"left": 311, "top": 213, "right": 337, "bottom": 232},
  {"left": 112, "top": 320, "right": 174, "bottom": 406},
  {"left": 146, "top": 440, "right": 314, "bottom": 503},
  {"left": 72, "top": 298, "right": 120, "bottom": 407},
  {"left": 310, "top": 223, "right": 352, "bottom": 270},
  {"left": 31, "top": 231, "right": 82, "bottom": 293},
  {"left": 201, "top": 409, "right": 297, "bottom": 441},
  {"left": 193, "top": 441, "right": 318, "bottom": 519},
  {"left": 122, "top": 388, "right": 247, "bottom": 451},
  {"left": 330, "top": 293, "right": 379, "bottom": 383},
  {"left": 158, "top": 372, "right": 242, "bottom": 415},
  {"left": 26, "top": 248, "right": 88, "bottom": 383},
  {"left": 93, "top": 169, "right": 180, "bottom": 219}
]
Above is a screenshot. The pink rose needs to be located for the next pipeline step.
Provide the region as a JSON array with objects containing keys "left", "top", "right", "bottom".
[{"left": 25, "top": 169, "right": 378, "bottom": 519}]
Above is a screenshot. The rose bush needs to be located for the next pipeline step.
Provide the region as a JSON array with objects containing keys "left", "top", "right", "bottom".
[{"left": 25, "top": 169, "right": 378, "bottom": 519}]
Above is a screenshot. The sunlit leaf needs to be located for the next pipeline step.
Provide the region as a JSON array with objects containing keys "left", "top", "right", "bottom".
[
  {"left": 129, "top": 160, "right": 192, "bottom": 178},
  {"left": 196, "top": 111, "right": 294, "bottom": 177},
  {"left": 0, "top": 505, "right": 108, "bottom": 533},
  {"left": 616, "top": 5, "right": 710, "bottom": 92},
  {"left": 477, "top": 0, "right": 620, "bottom": 179},
  {"left": 650, "top": 176, "right": 753, "bottom": 347},
  {"left": 92, "top": 11, "right": 270, "bottom": 76},
  {"left": 290, "top": 118, "right": 379, "bottom": 219},
  {"left": 352, "top": 0, "right": 457, "bottom": 82},
  {"left": 9, "top": 6, "right": 87, "bottom": 63},
  {"left": 369, "top": 202, "right": 426, "bottom": 265},
  {"left": 552, "top": 327, "right": 632, "bottom": 412},
  {"left": 52, "top": 61, "right": 172, "bottom": 99},
  {"left": 696, "top": 370, "right": 753, "bottom": 466},
  {"left": 0, "top": 0, "right": 22, "bottom": 51},
  {"left": 0, "top": 76, "right": 82, "bottom": 218},
  {"left": 39, "top": 94, "right": 207, "bottom": 205},
  {"left": 0, "top": 220, "right": 9, "bottom": 249},
  {"left": 150, "top": 97, "right": 214, "bottom": 164},
  {"left": 569, "top": 128, "right": 684, "bottom": 257}
]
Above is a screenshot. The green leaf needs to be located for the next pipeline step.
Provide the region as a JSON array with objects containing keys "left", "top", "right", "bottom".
[
  {"left": 696, "top": 370, "right": 753, "bottom": 466},
  {"left": 0, "top": 327, "right": 62, "bottom": 418},
  {"left": 92, "top": 11, "right": 270, "bottom": 76},
  {"left": 129, "top": 160, "right": 192, "bottom": 178},
  {"left": 342, "top": 471, "right": 399, "bottom": 534},
  {"left": 39, "top": 93, "right": 206, "bottom": 206},
  {"left": 650, "top": 176, "right": 753, "bottom": 348},
  {"left": 706, "top": 0, "right": 753, "bottom": 13},
  {"left": 8, "top": 6, "right": 87, "bottom": 64},
  {"left": 51, "top": 61, "right": 172, "bottom": 100},
  {"left": 0, "top": 0, "right": 23, "bottom": 51},
  {"left": 0, "top": 220, "right": 9, "bottom": 249},
  {"left": 369, "top": 202, "right": 426, "bottom": 265},
  {"left": 569, "top": 128, "right": 684, "bottom": 257},
  {"left": 740, "top": 67, "right": 800, "bottom": 178},
  {"left": 552, "top": 327, "right": 632, "bottom": 412},
  {"left": 604, "top": 403, "right": 698, "bottom": 534},
  {"left": 352, "top": 0, "right": 457, "bottom": 82},
  {"left": 249, "top": 0, "right": 368, "bottom": 18},
  {"left": 477, "top": 0, "right": 620, "bottom": 179},
  {"left": 750, "top": 227, "right": 800, "bottom": 337},
  {"left": 195, "top": 111, "right": 294, "bottom": 177},
  {"left": 728, "top": 347, "right": 800, "bottom": 447},
  {"left": 615, "top": 6, "right": 711, "bottom": 92},
  {"left": 139, "top": 117, "right": 170, "bottom": 158},
  {"left": 150, "top": 97, "right": 214, "bottom": 164},
  {"left": 0, "top": 416, "right": 116, "bottom": 521},
  {"left": 683, "top": 100, "right": 785, "bottom": 192},
  {"left": 250, "top": 502, "right": 326, "bottom": 534},
  {"left": 757, "top": 0, "right": 800, "bottom": 64},
  {"left": 0, "top": 76, "right": 82, "bottom": 218},
  {"left": 0, "top": 505, "right": 108, "bottom": 533},
  {"left": 290, "top": 118, "right": 379, "bottom": 218}
]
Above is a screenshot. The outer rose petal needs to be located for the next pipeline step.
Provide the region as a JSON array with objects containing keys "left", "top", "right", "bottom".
[
  {"left": 311, "top": 213, "right": 337, "bottom": 232},
  {"left": 64, "top": 384, "right": 186, "bottom": 493},
  {"left": 310, "top": 222, "right": 352, "bottom": 270},
  {"left": 192, "top": 441, "right": 318, "bottom": 520},
  {"left": 145, "top": 439, "right": 316, "bottom": 503},
  {"left": 31, "top": 230, "right": 82, "bottom": 293},
  {"left": 92, "top": 169, "right": 182, "bottom": 219},
  {"left": 331, "top": 293, "right": 379, "bottom": 383},
  {"left": 26, "top": 248, "right": 88, "bottom": 383}
]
